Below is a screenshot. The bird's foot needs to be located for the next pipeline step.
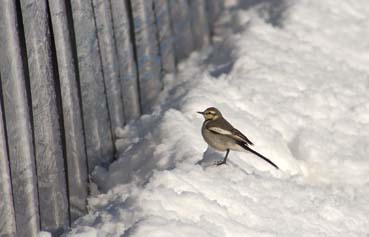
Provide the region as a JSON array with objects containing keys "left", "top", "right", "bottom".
[{"left": 215, "top": 159, "right": 227, "bottom": 166}]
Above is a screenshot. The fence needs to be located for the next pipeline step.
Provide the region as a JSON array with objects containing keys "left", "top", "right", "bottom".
[{"left": 0, "top": 0, "right": 223, "bottom": 236}]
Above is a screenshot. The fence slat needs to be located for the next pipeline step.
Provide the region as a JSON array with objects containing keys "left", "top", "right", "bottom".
[
  {"left": 0, "top": 90, "right": 16, "bottom": 237},
  {"left": 129, "top": 0, "right": 162, "bottom": 113},
  {"left": 0, "top": 0, "right": 220, "bottom": 235},
  {"left": 0, "top": 1, "right": 40, "bottom": 236},
  {"left": 206, "top": 0, "right": 224, "bottom": 36},
  {"left": 19, "top": 0, "right": 69, "bottom": 234},
  {"left": 110, "top": 0, "right": 141, "bottom": 121},
  {"left": 93, "top": 0, "right": 125, "bottom": 133},
  {"left": 48, "top": 0, "right": 89, "bottom": 223},
  {"left": 70, "top": 0, "right": 114, "bottom": 170},
  {"left": 189, "top": 0, "right": 210, "bottom": 50},
  {"left": 168, "top": 0, "right": 194, "bottom": 62},
  {"left": 153, "top": 0, "right": 176, "bottom": 75}
]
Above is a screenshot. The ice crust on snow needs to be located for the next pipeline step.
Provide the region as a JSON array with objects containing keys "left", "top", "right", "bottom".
[{"left": 67, "top": 0, "right": 369, "bottom": 236}]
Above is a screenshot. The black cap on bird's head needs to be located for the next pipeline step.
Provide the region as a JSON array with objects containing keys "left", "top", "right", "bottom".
[{"left": 197, "top": 107, "right": 222, "bottom": 120}]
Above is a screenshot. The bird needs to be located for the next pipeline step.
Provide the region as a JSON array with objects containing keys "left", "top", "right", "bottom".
[{"left": 198, "top": 107, "right": 279, "bottom": 169}]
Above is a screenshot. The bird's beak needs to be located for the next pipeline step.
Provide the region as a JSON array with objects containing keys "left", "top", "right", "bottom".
[{"left": 197, "top": 111, "right": 204, "bottom": 115}]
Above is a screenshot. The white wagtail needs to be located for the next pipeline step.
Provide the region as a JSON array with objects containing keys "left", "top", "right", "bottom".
[{"left": 198, "top": 107, "right": 279, "bottom": 169}]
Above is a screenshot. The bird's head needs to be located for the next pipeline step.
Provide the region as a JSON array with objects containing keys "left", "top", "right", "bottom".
[{"left": 197, "top": 107, "right": 222, "bottom": 121}]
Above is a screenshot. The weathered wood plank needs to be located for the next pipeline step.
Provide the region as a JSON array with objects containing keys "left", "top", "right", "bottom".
[
  {"left": 129, "top": 0, "right": 162, "bottom": 113},
  {"left": 70, "top": 0, "right": 114, "bottom": 170},
  {"left": 20, "top": 0, "right": 69, "bottom": 234},
  {"left": 48, "top": 0, "right": 89, "bottom": 222},
  {"left": 0, "top": 1, "right": 40, "bottom": 236},
  {"left": 110, "top": 0, "right": 141, "bottom": 120}
]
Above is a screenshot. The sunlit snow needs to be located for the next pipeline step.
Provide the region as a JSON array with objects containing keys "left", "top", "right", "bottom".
[{"left": 65, "top": 0, "right": 369, "bottom": 236}]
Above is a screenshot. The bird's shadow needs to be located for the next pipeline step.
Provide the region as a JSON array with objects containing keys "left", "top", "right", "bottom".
[
  {"left": 196, "top": 146, "right": 225, "bottom": 167},
  {"left": 196, "top": 147, "right": 253, "bottom": 177}
]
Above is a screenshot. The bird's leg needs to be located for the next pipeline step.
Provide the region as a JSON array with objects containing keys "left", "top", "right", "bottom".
[{"left": 216, "top": 149, "right": 230, "bottom": 166}]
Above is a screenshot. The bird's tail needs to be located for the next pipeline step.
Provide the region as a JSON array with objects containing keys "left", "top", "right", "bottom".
[{"left": 237, "top": 142, "right": 279, "bottom": 169}]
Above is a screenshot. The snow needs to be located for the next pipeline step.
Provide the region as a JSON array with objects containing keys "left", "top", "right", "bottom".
[
  {"left": 65, "top": 0, "right": 369, "bottom": 236},
  {"left": 38, "top": 232, "right": 51, "bottom": 237}
]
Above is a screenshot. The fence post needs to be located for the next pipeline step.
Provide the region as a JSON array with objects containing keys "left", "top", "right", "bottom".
[
  {"left": 0, "top": 1, "right": 40, "bottom": 236},
  {"left": 168, "top": 0, "right": 194, "bottom": 63},
  {"left": 19, "top": 0, "right": 69, "bottom": 234},
  {"left": 0, "top": 90, "right": 16, "bottom": 236},
  {"left": 189, "top": 0, "right": 210, "bottom": 50},
  {"left": 92, "top": 0, "right": 126, "bottom": 133},
  {"left": 206, "top": 0, "right": 225, "bottom": 36},
  {"left": 129, "top": 0, "right": 162, "bottom": 113},
  {"left": 153, "top": 0, "right": 176, "bottom": 75},
  {"left": 70, "top": 0, "right": 114, "bottom": 170},
  {"left": 110, "top": 0, "right": 141, "bottom": 121},
  {"left": 48, "top": 0, "right": 89, "bottom": 223}
]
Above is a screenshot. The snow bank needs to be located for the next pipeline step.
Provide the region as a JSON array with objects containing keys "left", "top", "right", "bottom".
[{"left": 66, "top": 0, "right": 369, "bottom": 236}]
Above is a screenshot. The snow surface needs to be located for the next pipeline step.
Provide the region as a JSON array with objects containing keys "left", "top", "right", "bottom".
[{"left": 65, "top": 0, "right": 369, "bottom": 236}]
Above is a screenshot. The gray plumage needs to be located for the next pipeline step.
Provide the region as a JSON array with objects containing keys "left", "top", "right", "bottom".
[{"left": 198, "top": 107, "right": 279, "bottom": 169}]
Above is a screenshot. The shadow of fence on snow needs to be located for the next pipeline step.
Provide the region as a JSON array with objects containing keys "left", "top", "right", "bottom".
[{"left": 0, "top": 0, "right": 224, "bottom": 236}]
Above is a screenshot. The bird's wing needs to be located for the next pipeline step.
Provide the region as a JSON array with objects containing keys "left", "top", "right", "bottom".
[
  {"left": 207, "top": 125, "right": 254, "bottom": 146},
  {"left": 207, "top": 126, "right": 233, "bottom": 135},
  {"left": 231, "top": 128, "right": 254, "bottom": 146}
]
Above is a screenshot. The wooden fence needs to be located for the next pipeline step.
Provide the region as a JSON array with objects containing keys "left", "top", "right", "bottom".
[{"left": 0, "top": 0, "right": 223, "bottom": 236}]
